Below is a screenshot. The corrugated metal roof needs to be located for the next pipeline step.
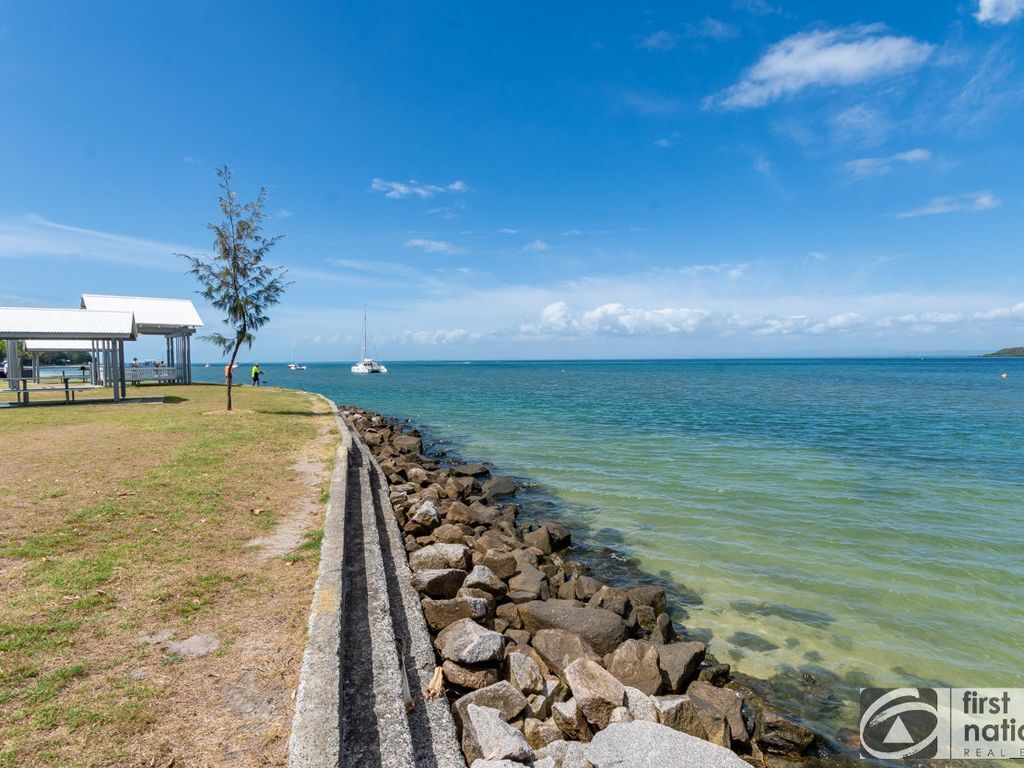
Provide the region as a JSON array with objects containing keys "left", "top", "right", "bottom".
[
  {"left": 80, "top": 294, "right": 204, "bottom": 329},
  {"left": 23, "top": 339, "right": 96, "bottom": 352},
  {"left": 0, "top": 307, "right": 137, "bottom": 340}
]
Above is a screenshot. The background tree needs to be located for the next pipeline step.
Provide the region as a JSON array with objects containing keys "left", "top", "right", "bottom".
[{"left": 179, "top": 165, "right": 289, "bottom": 411}]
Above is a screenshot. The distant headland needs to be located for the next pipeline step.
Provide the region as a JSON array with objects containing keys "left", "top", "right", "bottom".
[{"left": 982, "top": 347, "right": 1024, "bottom": 357}]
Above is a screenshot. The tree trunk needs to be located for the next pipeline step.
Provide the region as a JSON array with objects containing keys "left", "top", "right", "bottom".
[{"left": 226, "top": 340, "right": 243, "bottom": 412}]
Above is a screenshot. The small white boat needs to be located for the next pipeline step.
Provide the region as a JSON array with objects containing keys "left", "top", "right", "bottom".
[
  {"left": 288, "top": 343, "right": 307, "bottom": 370},
  {"left": 352, "top": 307, "right": 387, "bottom": 374}
]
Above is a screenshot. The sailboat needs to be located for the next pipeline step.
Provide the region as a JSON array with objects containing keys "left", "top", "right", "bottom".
[
  {"left": 351, "top": 307, "right": 387, "bottom": 374},
  {"left": 288, "top": 342, "right": 307, "bottom": 371}
]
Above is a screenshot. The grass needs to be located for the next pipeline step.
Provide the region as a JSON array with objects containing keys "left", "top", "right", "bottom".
[{"left": 0, "top": 383, "right": 337, "bottom": 767}]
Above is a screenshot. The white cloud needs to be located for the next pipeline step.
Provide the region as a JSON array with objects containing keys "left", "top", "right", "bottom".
[
  {"left": 845, "top": 148, "right": 931, "bottom": 178},
  {"left": 753, "top": 154, "right": 773, "bottom": 177},
  {"left": 404, "top": 238, "right": 465, "bottom": 254},
  {"left": 708, "top": 25, "right": 934, "bottom": 109},
  {"left": 733, "top": 0, "right": 781, "bottom": 15},
  {"left": 637, "top": 30, "right": 677, "bottom": 51},
  {"left": 653, "top": 131, "right": 684, "bottom": 148},
  {"left": 370, "top": 178, "right": 470, "bottom": 200},
  {"left": 894, "top": 190, "right": 1001, "bottom": 218},
  {"left": 524, "top": 239, "right": 550, "bottom": 252},
  {"left": 975, "top": 0, "right": 1024, "bottom": 24},
  {"left": 685, "top": 18, "right": 741, "bottom": 41},
  {"left": 498, "top": 228, "right": 521, "bottom": 234},
  {"left": 276, "top": 208, "right": 294, "bottom": 218},
  {"left": 0, "top": 213, "right": 190, "bottom": 270},
  {"left": 829, "top": 104, "right": 892, "bottom": 147}
]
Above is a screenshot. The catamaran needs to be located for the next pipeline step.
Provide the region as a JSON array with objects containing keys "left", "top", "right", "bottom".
[
  {"left": 351, "top": 307, "right": 387, "bottom": 374},
  {"left": 288, "top": 342, "right": 307, "bottom": 370}
]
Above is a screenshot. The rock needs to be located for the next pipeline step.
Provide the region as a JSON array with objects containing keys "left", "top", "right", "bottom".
[
  {"left": 574, "top": 576, "right": 604, "bottom": 601},
  {"left": 654, "top": 695, "right": 710, "bottom": 740},
  {"left": 623, "top": 686, "right": 660, "bottom": 723},
  {"left": 608, "top": 706, "right": 632, "bottom": 724},
  {"left": 507, "top": 651, "right": 545, "bottom": 694},
  {"left": 407, "top": 500, "right": 440, "bottom": 531},
  {"left": 588, "top": 586, "right": 631, "bottom": 617},
  {"left": 508, "top": 566, "right": 549, "bottom": 600},
  {"left": 458, "top": 587, "right": 496, "bottom": 617},
  {"left": 447, "top": 501, "right": 502, "bottom": 527},
  {"left": 452, "top": 463, "right": 490, "bottom": 477},
  {"left": 469, "top": 761, "right": 529, "bottom": 768},
  {"left": 544, "top": 522, "right": 572, "bottom": 550},
  {"left": 628, "top": 585, "right": 667, "bottom": 614},
  {"left": 604, "top": 639, "right": 662, "bottom": 695},
  {"left": 652, "top": 613, "right": 678, "bottom": 644},
  {"left": 523, "top": 526, "right": 553, "bottom": 554},
  {"left": 443, "top": 660, "right": 502, "bottom": 690},
  {"left": 434, "top": 523, "right": 468, "bottom": 544},
  {"left": 633, "top": 605, "right": 658, "bottom": 632},
  {"left": 519, "top": 601, "right": 627, "bottom": 656},
  {"left": 586, "top": 720, "right": 749, "bottom": 768},
  {"left": 481, "top": 549, "right": 517, "bottom": 579},
  {"left": 524, "top": 717, "right": 563, "bottom": 750},
  {"left": 163, "top": 633, "right": 219, "bottom": 658},
  {"left": 755, "top": 709, "right": 815, "bottom": 755},
  {"left": 407, "top": 466, "right": 432, "bottom": 486},
  {"left": 393, "top": 434, "right": 423, "bottom": 453},
  {"left": 687, "top": 680, "right": 749, "bottom": 746},
  {"left": 463, "top": 704, "right": 532, "bottom": 764},
  {"left": 657, "top": 641, "right": 706, "bottom": 692},
  {"left": 552, "top": 698, "right": 592, "bottom": 742},
  {"left": 482, "top": 476, "right": 517, "bottom": 499},
  {"left": 564, "top": 658, "right": 625, "bottom": 730},
  {"left": 697, "top": 663, "right": 730, "bottom": 686},
  {"left": 435, "top": 618, "right": 505, "bottom": 665},
  {"left": 410, "top": 568, "right": 468, "bottom": 599},
  {"left": 464, "top": 565, "right": 508, "bottom": 598},
  {"left": 453, "top": 681, "right": 528, "bottom": 728},
  {"left": 410, "top": 543, "right": 472, "bottom": 572},
  {"left": 536, "top": 740, "right": 592, "bottom": 768},
  {"left": 422, "top": 596, "right": 490, "bottom": 631},
  {"left": 495, "top": 602, "right": 522, "bottom": 629},
  {"left": 531, "top": 629, "right": 602, "bottom": 679}
]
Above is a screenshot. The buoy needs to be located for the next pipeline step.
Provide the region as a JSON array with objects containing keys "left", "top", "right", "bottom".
[{"left": 1002, "top": 373, "right": 1008, "bottom": 379}]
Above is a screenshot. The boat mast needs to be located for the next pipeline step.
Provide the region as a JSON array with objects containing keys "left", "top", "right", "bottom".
[{"left": 362, "top": 306, "right": 368, "bottom": 360}]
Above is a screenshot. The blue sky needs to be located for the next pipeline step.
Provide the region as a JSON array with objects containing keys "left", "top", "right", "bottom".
[{"left": 1, "top": 1, "right": 1022, "bottom": 360}]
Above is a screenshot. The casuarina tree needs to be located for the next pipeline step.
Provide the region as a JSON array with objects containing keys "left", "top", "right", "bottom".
[{"left": 179, "top": 165, "right": 289, "bottom": 411}]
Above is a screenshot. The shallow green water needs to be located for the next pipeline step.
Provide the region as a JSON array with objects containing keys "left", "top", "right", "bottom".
[{"left": 196, "top": 358, "right": 1024, "bottom": 733}]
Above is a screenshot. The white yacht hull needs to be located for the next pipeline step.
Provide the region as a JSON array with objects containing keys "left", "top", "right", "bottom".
[{"left": 351, "top": 360, "right": 387, "bottom": 374}]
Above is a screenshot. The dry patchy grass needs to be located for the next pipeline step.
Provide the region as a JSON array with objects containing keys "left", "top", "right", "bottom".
[{"left": 0, "top": 383, "right": 337, "bottom": 767}]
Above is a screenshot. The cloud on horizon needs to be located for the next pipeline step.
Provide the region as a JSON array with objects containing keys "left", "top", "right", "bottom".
[{"left": 708, "top": 25, "right": 935, "bottom": 109}]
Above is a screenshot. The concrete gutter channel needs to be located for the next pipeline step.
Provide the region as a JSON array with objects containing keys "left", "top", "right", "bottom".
[{"left": 289, "top": 401, "right": 466, "bottom": 768}]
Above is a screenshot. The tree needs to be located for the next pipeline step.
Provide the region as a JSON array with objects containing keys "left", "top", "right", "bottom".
[{"left": 179, "top": 165, "right": 289, "bottom": 411}]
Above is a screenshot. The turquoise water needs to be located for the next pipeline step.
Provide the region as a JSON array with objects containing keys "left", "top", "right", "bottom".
[{"left": 196, "top": 358, "right": 1024, "bottom": 732}]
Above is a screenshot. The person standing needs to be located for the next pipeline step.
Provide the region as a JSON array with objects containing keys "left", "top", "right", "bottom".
[{"left": 251, "top": 363, "right": 261, "bottom": 387}]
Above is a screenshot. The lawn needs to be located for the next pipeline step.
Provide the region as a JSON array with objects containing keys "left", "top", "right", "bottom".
[{"left": 0, "top": 383, "right": 337, "bottom": 767}]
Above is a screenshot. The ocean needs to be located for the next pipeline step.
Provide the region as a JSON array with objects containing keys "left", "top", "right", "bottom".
[{"left": 195, "top": 358, "right": 1024, "bottom": 733}]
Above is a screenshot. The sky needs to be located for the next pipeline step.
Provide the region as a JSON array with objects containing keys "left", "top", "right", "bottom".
[{"left": 1, "top": 1, "right": 1022, "bottom": 360}]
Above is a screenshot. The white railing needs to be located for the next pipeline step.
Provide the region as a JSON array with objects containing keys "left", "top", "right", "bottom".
[{"left": 125, "top": 366, "right": 185, "bottom": 383}]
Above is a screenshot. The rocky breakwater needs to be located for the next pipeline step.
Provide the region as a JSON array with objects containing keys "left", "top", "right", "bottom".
[{"left": 343, "top": 406, "right": 853, "bottom": 768}]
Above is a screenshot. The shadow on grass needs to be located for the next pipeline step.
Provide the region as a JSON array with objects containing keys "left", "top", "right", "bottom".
[
  {"left": 163, "top": 396, "right": 189, "bottom": 404},
  {"left": 254, "top": 409, "right": 327, "bottom": 417}
]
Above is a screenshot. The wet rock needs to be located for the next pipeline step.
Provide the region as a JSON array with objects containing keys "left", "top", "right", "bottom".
[
  {"left": 604, "top": 639, "right": 662, "bottom": 695},
  {"left": 507, "top": 651, "right": 544, "bottom": 694},
  {"left": 410, "top": 568, "right": 467, "bottom": 599},
  {"left": 410, "top": 542, "right": 472, "bottom": 572},
  {"left": 586, "top": 720, "right": 749, "bottom": 768},
  {"left": 453, "top": 681, "right": 528, "bottom": 727},
  {"left": 519, "top": 601, "right": 627, "bottom": 656},
  {"left": 628, "top": 585, "right": 667, "bottom": 615},
  {"left": 443, "top": 660, "right": 502, "bottom": 690},
  {"left": 657, "top": 641, "right": 706, "bottom": 693},
  {"left": 524, "top": 717, "right": 563, "bottom": 750},
  {"left": 544, "top": 522, "right": 572, "bottom": 550},
  {"left": 463, "top": 704, "right": 532, "bottom": 764},
  {"left": 531, "top": 629, "right": 601, "bottom": 679},
  {"left": 481, "top": 549, "right": 517, "bottom": 579},
  {"left": 623, "top": 686, "right": 660, "bottom": 723},
  {"left": 697, "top": 663, "right": 731, "bottom": 686},
  {"left": 524, "top": 526, "right": 553, "bottom": 554},
  {"left": 552, "top": 697, "right": 592, "bottom": 742},
  {"left": 687, "top": 680, "right": 749, "bottom": 747},
  {"left": 755, "top": 708, "right": 815, "bottom": 755},
  {"left": 482, "top": 476, "right": 517, "bottom": 499},
  {"left": 588, "top": 586, "right": 632, "bottom": 617},
  {"left": 564, "top": 658, "right": 626, "bottom": 730},
  {"left": 435, "top": 618, "right": 505, "bottom": 665},
  {"left": 632, "top": 605, "right": 658, "bottom": 633},
  {"left": 652, "top": 613, "right": 678, "bottom": 645},
  {"left": 392, "top": 434, "right": 423, "bottom": 454},
  {"left": 422, "top": 596, "right": 490, "bottom": 631},
  {"left": 464, "top": 565, "right": 508, "bottom": 598},
  {"left": 452, "top": 463, "right": 489, "bottom": 477}
]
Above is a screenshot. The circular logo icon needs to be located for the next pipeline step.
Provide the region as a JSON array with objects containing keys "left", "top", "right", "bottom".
[{"left": 860, "top": 688, "right": 940, "bottom": 759}]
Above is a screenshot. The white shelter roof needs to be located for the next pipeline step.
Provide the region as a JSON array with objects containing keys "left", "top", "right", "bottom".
[
  {"left": 80, "top": 294, "right": 203, "bottom": 333},
  {"left": 23, "top": 339, "right": 95, "bottom": 352},
  {"left": 0, "top": 307, "right": 138, "bottom": 340}
]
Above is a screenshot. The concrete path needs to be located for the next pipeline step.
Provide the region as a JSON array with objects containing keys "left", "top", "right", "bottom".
[{"left": 289, "top": 405, "right": 465, "bottom": 768}]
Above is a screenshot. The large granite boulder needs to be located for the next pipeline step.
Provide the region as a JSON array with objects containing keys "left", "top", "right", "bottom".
[
  {"left": 687, "top": 680, "right": 749, "bottom": 747},
  {"left": 453, "top": 681, "right": 528, "bottom": 727},
  {"left": 442, "top": 660, "right": 501, "bottom": 690},
  {"left": 518, "top": 601, "right": 627, "bottom": 656},
  {"left": 552, "top": 698, "right": 592, "bottom": 742},
  {"left": 604, "top": 639, "right": 662, "bottom": 695},
  {"left": 564, "top": 658, "right": 626, "bottom": 730},
  {"left": 531, "top": 629, "right": 602, "bottom": 679},
  {"left": 482, "top": 476, "right": 517, "bottom": 498},
  {"left": 585, "top": 720, "right": 749, "bottom": 767},
  {"left": 657, "top": 641, "right": 706, "bottom": 692},
  {"left": 463, "top": 565, "right": 508, "bottom": 598},
  {"left": 410, "top": 568, "right": 467, "bottom": 599},
  {"left": 506, "top": 651, "right": 544, "bottom": 695},
  {"left": 410, "top": 542, "right": 472, "bottom": 572},
  {"left": 422, "top": 596, "right": 489, "bottom": 631},
  {"left": 434, "top": 618, "right": 505, "bottom": 665},
  {"left": 462, "top": 704, "right": 532, "bottom": 764}
]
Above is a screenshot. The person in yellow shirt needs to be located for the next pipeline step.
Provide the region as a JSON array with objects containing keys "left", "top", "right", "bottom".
[{"left": 251, "top": 363, "right": 262, "bottom": 387}]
